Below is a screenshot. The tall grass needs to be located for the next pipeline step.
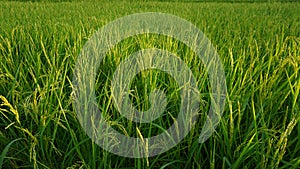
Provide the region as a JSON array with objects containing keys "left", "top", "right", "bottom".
[{"left": 0, "top": 1, "right": 299, "bottom": 168}]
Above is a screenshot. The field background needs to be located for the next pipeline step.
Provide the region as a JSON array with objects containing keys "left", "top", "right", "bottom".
[{"left": 0, "top": 0, "right": 299, "bottom": 168}]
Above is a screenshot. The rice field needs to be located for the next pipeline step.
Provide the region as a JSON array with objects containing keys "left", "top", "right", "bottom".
[{"left": 0, "top": 0, "right": 299, "bottom": 168}]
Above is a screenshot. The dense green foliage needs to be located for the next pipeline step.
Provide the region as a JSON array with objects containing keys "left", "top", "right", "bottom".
[{"left": 0, "top": 1, "right": 299, "bottom": 168}]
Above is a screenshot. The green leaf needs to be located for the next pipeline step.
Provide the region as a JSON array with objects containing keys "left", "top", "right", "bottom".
[{"left": 0, "top": 138, "right": 23, "bottom": 169}]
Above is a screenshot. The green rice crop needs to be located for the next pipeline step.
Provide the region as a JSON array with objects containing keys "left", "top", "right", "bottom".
[{"left": 0, "top": 1, "right": 299, "bottom": 168}]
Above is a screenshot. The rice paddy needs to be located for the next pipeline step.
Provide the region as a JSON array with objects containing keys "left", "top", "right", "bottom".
[{"left": 0, "top": 1, "right": 299, "bottom": 168}]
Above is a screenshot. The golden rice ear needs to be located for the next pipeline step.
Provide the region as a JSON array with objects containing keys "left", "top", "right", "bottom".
[{"left": 0, "top": 95, "right": 20, "bottom": 125}]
